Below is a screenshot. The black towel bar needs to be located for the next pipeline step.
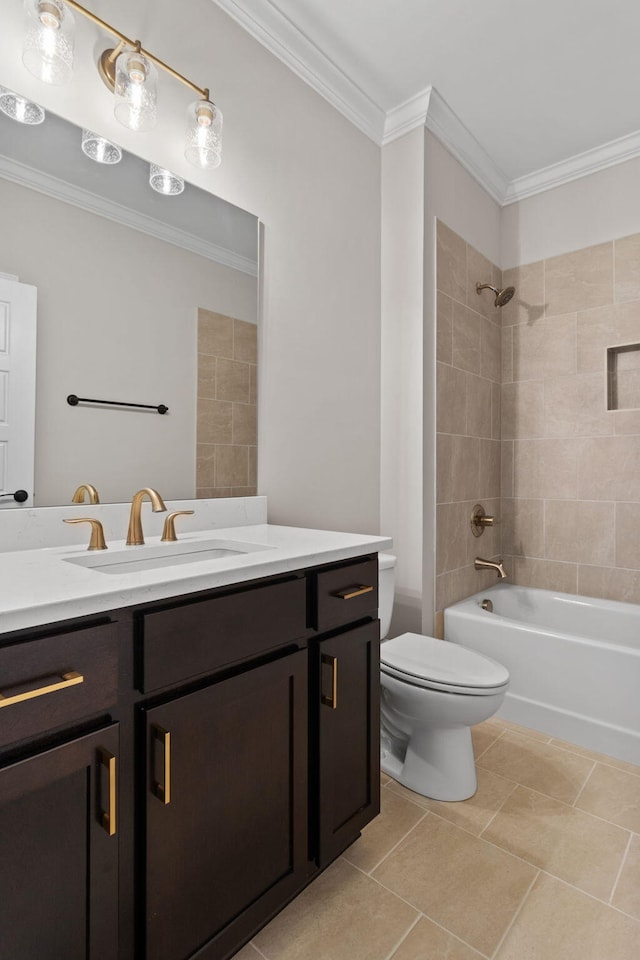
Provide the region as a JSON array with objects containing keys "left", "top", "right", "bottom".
[{"left": 67, "top": 394, "right": 168, "bottom": 414}]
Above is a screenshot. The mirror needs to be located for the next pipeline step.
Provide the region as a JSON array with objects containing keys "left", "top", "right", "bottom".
[{"left": 0, "top": 95, "right": 259, "bottom": 506}]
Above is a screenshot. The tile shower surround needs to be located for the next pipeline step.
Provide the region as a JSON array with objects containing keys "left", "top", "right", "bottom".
[
  {"left": 196, "top": 309, "right": 257, "bottom": 498},
  {"left": 436, "top": 221, "right": 640, "bottom": 610},
  {"left": 231, "top": 718, "right": 640, "bottom": 960}
]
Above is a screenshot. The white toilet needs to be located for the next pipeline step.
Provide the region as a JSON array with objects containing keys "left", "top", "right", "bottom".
[{"left": 378, "top": 553, "right": 509, "bottom": 801}]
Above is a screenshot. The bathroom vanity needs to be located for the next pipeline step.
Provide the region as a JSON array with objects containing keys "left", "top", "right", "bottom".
[{"left": 0, "top": 514, "right": 390, "bottom": 960}]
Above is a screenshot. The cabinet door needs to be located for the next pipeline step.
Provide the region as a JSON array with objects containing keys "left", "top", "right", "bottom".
[
  {"left": 143, "top": 650, "right": 308, "bottom": 960},
  {"left": 317, "top": 620, "right": 380, "bottom": 865},
  {"left": 0, "top": 724, "right": 119, "bottom": 960}
]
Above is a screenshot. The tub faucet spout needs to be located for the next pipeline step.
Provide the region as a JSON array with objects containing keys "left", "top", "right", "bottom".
[{"left": 475, "top": 557, "right": 508, "bottom": 580}]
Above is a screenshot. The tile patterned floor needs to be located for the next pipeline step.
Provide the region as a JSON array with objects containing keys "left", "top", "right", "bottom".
[{"left": 234, "top": 717, "right": 640, "bottom": 960}]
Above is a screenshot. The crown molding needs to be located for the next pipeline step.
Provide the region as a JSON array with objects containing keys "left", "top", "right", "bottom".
[
  {"left": 503, "top": 128, "right": 640, "bottom": 204},
  {"left": 212, "top": 0, "right": 385, "bottom": 142},
  {"left": 383, "top": 86, "right": 509, "bottom": 205},
  {"left": 212, "top": 0, "right": 640, "bottom": 208},
  {"left": 0, "top": 154, "right": 258, "bottom": 276}
]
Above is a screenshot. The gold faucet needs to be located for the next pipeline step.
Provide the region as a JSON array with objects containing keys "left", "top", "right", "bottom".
[
  {"left": 63, "top": 517, "right": 107, "bottom": 550},
  {"left": 126, "top": 488, "right": 167, "bottom": 546},
  {"left": 474, "top": 557, "right": 508, "bottom": 580},
  {"left": 161, "top": 510, "right": 194, "bottom": 542},
  {"left": 71, "top": 483, "right": 100, "bottom": 504}
]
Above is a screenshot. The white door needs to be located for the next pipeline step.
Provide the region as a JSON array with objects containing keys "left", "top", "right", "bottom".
[{"left": 0, "top": 277, "right": 37, "bottom": 508}]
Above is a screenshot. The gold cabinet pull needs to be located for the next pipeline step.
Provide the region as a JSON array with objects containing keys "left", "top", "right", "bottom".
[
  {"left": 152, "top": 725, "right": 171, "bottom": 804},
  {"left": 98, "top": 748, "right": 117, "bottom": 837},
  {"left": 333, "top": 584, "right": 374, "bottom": 600},
  {"left": 321, "top": 654, "right": 338, "bottom": 709},
  {"left": 0, "top": 671, "right": 83, "bottom": 708}
]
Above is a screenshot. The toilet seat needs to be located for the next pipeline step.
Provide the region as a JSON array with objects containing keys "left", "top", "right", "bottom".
[{"left": 380, "top": 632, "right": 509, "bottom": 696}]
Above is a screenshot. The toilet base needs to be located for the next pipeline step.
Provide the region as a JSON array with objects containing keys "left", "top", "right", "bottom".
[{"left": 381, "top": 725, "right": 478, "bottom": 801}]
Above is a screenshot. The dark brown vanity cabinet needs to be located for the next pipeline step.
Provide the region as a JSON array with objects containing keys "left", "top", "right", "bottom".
[
  {"left": 317, "top": 620, "right": 380, "bottom": 865},
  {"left": 0, "top": 553, "right": 380, "bottom": 960},
  {"left": 0, "top": 723, "right": 119, "bottom": 960},
  {"left": 142, "top": 651, "right": 308, "bottom": 960},
  {"left": 0, "top": 621, "right": 120, "bottom": 960}
]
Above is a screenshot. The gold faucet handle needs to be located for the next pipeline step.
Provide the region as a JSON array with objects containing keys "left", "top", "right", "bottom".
[
  {"left": 161, "top": 510, "right": 195, "bottom": 543},
  {"left": 63, "top": 517, "right": 108, "bottom": 550}
]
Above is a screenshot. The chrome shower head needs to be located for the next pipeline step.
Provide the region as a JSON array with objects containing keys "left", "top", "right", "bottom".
[{"left": 476, "top": 282, "right": 515, "bottom": 308}]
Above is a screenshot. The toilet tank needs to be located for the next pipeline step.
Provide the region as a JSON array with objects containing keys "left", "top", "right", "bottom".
[{"left": 378, "top": 552, "right": 396, "bottom": 639}]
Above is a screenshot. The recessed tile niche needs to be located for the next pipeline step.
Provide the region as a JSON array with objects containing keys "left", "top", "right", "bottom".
[{"left": 607, "top": 344, "right": 640, "bottom": 410}]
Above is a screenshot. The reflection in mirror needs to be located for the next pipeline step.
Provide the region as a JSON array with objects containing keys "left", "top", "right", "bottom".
[{"left": 0, "top": 96, "right": 259, "bottom": 506}]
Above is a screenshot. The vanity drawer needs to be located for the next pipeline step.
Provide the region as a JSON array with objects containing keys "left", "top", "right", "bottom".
[
  {"left": 314, "top": 556, "right": 378, "bottom": 632},
  {"left": 0, "top": 622, "right": 119, "bottom": 749},
  {"left": 140, "top": 577, "right": 307, "bottom": 692}
]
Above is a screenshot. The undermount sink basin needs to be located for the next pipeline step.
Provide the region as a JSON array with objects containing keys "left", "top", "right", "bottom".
[{"left": 63, "top": 538, "right": 274, "bottom": 575}]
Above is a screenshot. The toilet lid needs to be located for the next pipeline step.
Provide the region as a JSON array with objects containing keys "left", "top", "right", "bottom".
[{"left": 380, "top": 633, "right": 509, "bottom": 691}]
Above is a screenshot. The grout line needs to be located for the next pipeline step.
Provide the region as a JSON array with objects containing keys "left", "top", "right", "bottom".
[
  {"left": 608, "top": 831, "right": 634, "bottom": 905},
  {"left": 414, "top": 914, "right": 492, "bottom": 960},
  {"left": 382, "top": 914, "right": 422, "bottom": 960},
  {"left": 357, "top": 811, "right": 430, "bottom": 875},
  {"left": 549, "top": 742, "right": 640, "bottom": 780},
  {"left": 572, "top": 760, "right": 597, "bottom": 807},
  {"left": 490, "top": 869, "right": 541, "bottom": 959},
  {"left": 536, "top": 868, "right": 640, "bottom": 924},
  {"left": 478, "top": 779, "right": 519, "bottom": 837},
  {"left": 247, "top": 941, "right": 270, "bottom": 959}
]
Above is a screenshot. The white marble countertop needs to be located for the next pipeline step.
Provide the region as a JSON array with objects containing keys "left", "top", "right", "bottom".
[{"left": 1, "top": 523, "right": 392, "bottom": 635}]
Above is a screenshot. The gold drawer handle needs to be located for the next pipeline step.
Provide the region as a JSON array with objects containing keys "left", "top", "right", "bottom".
[
  {"left": 333, "top": 584, "right": 374, "bottom": 600},
  {"left": 152, "top": 725, "right": 171, "bottom": 804},
  {"left": 98, "top": 748, "right": 117, "bottom": 837},
  {"left": 321, "top": 654, "right": 338, "bottom": 709},
  {"left": 0, "top": 671, "right": 84, "bottom": 708}
]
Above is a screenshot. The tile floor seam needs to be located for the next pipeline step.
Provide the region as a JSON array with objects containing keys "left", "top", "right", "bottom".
[
  {"left": 480, "top": 776, "right": 634, "bottom": 833},
  {"left": 571, "top": 760, "right": 598, "bottom": 807},
  {"left": 536, "top": 867, "right": 640, "bottom": 923},
  {"left": 424, "top": 807, "right": 631, "bottom": 898},
  {"left": 425, "top": 809, "right": 556, "bottom": 876},
  {"left": 381, "top": 914, "right": 422, "bottom": 960},
  {"left": 477, "top": 778, "right": 520, "bottom": 838},
  {"left": 413, "top": 914, "right": 492, "bottom": 960},
  {"left": 351, "top": 811, "right": 430, "bottom": 875},
  {"left": 608, "top": 831, "right": 635, "bottom": 906},
  {"left": 247, "top": 941, "right": 269, "bottom": 960},
  {"left": 548, "top": 743, "right": 640, "bottom": 778},
  {"left": 488, "top": 868, "right": 541, "bottom": 960},
  {"left": 475, "top": 753, "right": 597, "bottom": 807},
  {"left": 351, "top": 865, "right": 430, "bottom": 918}
]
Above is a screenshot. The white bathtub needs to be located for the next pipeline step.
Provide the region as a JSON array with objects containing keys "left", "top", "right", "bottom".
[{"left": 444, "top": 584, "right": 640, "bottom": 765}]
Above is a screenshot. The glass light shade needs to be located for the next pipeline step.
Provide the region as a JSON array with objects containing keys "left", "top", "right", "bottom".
[
  {"left": 0, "top": 87, "right": 45, "bottom": 124},
  {"left": 22, "top": 0, "right": 74, "bottom": 85},
  {"left": 114, "top": 50, "right": 158, "bottom": 132},
  {"left": 81, "top": 129, "right": 122, "bottom": 164},
  {"left": 184, "top": 99, "right": 223, "bottom": 169},
  {"left": 149, "top": 164, "right": 184, "bottom": 196}
]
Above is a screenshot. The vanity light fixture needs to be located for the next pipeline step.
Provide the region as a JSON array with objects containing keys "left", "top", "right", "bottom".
[
  {"left": 149, "top": 164, "right": 184, "bottom": 196},
  {"left": 22, "top": 0, "right": 75, "bottom": 86},
  {"left": 0, "top": 85, "right": 45, "bottom": 124},
  {"left": 20, "top": 0, "right": 223, "bottom": 168},
  {"left": 81, "top": 128, "right": 122, "bottom": 164}
]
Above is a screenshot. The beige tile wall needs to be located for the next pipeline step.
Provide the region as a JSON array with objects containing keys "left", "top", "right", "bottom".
[
  {"left": 435, "top": 222, "right": 504, "bottom": 613},
  {"left": 196, "top": 309, "right": 257, "bottom": 498},
  {"left": 501, "top": 235, "right": 640, "bottom": 603}
]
